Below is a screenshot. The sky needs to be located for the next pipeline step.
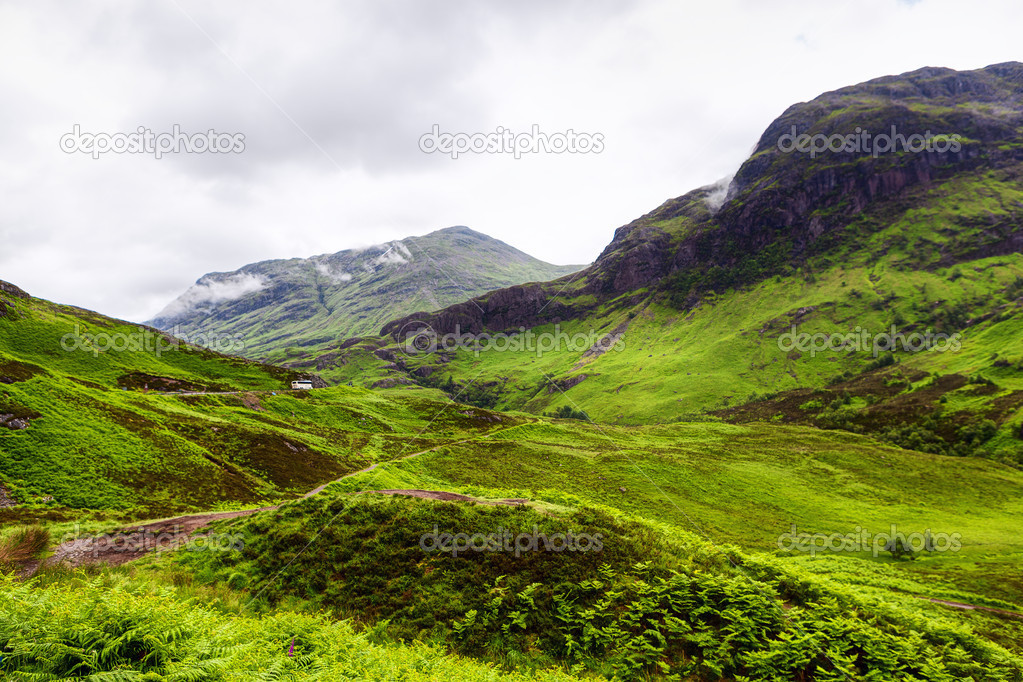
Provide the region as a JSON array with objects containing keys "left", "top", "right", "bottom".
[{"left": 1, "top": 0, "right": 1021, "bottom": 322}]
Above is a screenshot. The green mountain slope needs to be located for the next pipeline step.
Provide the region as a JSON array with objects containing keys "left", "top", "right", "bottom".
[
  {"left": 8, "top": 63, "right": 1023, "bottom": 680},
  {"left": 148, "top": 226, "right": 585, "bottom": 362}
]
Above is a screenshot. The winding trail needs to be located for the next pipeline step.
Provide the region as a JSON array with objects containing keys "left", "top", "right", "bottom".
[
  {"left": 354, "top": 489, "right": 527, "bottom": 506},
  {"left": 301, "top": 436, "right": 482, "bottom": 498},
  {"left": 923, "top": 597, "right": 1023, "bottom": 620},
  {"left": 40, "top": 424, "right": 522, "bottom": 569}
]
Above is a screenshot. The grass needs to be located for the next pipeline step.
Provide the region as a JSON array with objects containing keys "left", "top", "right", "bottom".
[
  {"left": 143, "top": 489, "right": 1023, "bottom": 680},
  {"left": 9, "top": 287, "right": 1023, "bottom": 676},
  {"left": 323, "top": 420, "right": 1023, "bottom": 568},
  {"left": 0, "top": 570, "right": 581, "bottom": 681}
]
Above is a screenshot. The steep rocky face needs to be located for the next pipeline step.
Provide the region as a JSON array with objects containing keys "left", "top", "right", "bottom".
[
  {"left": 381, "top": 281, "right": 585, "bottom": 338},
  {"left": 382, "top": 62, "right": 1023, "bottom": 341},
  {"left": 612, "top": 63, "right": 1023, "bottom": 288},
  {"left": 0, "top": 280, "right": 30, "bottom": 299},
  {"left": 585, "top": 186, "right": 717, "bottom": 295},
  {"left": 624, "top": 65, "right": 1023, "bottom": 279},
  {"left": 707, "top": 64, "right": 1023, "bottom": 266}
]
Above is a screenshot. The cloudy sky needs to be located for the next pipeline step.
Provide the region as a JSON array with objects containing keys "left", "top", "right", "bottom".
[{"left": 1, "top": 0, "right": 1020, "bottom": 322}]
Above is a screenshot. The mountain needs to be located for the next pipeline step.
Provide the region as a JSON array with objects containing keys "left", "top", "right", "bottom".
[
  {"left": 147, "top": 226, "right": 586, "bottom": 362},
  {"left": 295, "top": 63, "right": 1023, "bottom": 462}
]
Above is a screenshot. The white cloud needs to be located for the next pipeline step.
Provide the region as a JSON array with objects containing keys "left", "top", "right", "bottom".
[
  {"left": 312, "top": 260, "right": 353, "bottom": 283},
  {"left": 703, "top": 175, "right": 734, "bottom": 213},
  {"left": 373, "top": 242, "right": 412, "bottom": 266},
  {"left": 152, "top": 272, "right": 266, "bottom": 321}
]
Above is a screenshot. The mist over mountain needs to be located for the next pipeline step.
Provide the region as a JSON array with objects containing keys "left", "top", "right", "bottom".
[{"left": 148, "top": 226, "right": 586, "bottom": 360}]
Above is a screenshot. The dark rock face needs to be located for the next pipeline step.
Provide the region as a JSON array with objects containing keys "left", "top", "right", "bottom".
[
  {"left": 0, "top": 484, "right": 16, "bottom": 507},
  {"left": 370, "top": 377, "right": 414, "bottom": 389},
  {"left": 297, "top": 375, "right": 330, "bottom": 389},
  {"left": 707, "top": 65, "right": 1023, "bottom": 268},
  {"left": 585, "top": 225, "right": 674, "bottom": 295},
  {"left": 0, "top": 280, "right": 29, "bottom": 299},
  {"left": 381, "top": 281, "right": 585, "bottom": 338},
  {"left": 545, "top": 373, "right": 589, "bottom": 394}
]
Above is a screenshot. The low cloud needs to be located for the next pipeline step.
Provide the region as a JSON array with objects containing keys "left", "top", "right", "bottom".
[
  {"left": 152, "top": 272, "right": 266, "bottom": 321},
  {"left": 4, "top": 0, "right": 1016, "bottom": 321},
  {"left": 313, "top": 260, "right": 353, "bottom": 283},
  {"left": 373, "top": 242, "right": 412, "bottom": 266},
  {"left": 703, "top": 174, "right": 734, "bottom": 213}
]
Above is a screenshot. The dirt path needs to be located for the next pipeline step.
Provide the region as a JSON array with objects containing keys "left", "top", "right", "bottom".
[
  {"left": 302, "top": 437, "right": 478, "bottom": 498},
  {"left": 924, "top": 597, "right": 1023, "bottom": 620},
  {"left": 36, "top": 425, "right": 520, "bottom": 570},
  {"left": 357, "top": 489, "right": 527, "bottom": 506},
  {"left": 32, "top": 507, "right": 277, "bottom": 570}
]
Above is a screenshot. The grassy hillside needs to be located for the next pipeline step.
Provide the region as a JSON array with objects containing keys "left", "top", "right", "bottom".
[
  {"left": 8, "top": 409, "right": 1023, "bottom": 678},
  {"left": 0, "top": 281, "right": 524, "bottom": 516},
  {"left": 7, "top": 284, "right": 1023, "bottom": 678},
  {"left": 6, "top": 63, "right": 1023, "bottom": 680}
]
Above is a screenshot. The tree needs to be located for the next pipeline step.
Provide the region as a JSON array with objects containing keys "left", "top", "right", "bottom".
[{"left": 883, "top": 535, "right": 917, "bottom": 561}]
